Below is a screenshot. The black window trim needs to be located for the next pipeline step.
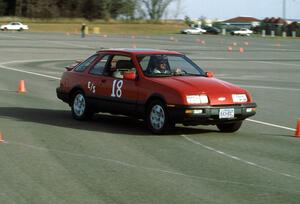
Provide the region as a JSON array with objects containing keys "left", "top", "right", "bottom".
[
  {"left": 73, "top": 54, "right": 98, "bottom": 73},
  {"left": 88, "top": 54, "right": 111, "bottom": 76}
]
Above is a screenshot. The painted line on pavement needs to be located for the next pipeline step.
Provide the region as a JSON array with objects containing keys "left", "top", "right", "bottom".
[
  {"left": 198, "top": 56, "right": 300, "bottom": 68},
  {"left": 4, "top": 140, "right": 300, "bottom": 193},
  {"left": 182, "top": 135, "right": 299, "bottom": 180},
  {"left": 0, "top": 33, "right": 27, "bottom": 39},
  {"left": 0, "top": 59, "right": 74, "bottom": 80},
  {"left": 238, "top": 84, "right": 300, "bottom": 92},
  {"left": 0, "top": 58, "right": 72, "bottom": 65},
  {"left": 0, "top": 64, "right": 61, "bottom": 80},
  {"left": 48, "top": 41, "right": 94, "bottom": 49},
  {"left": 246, "top": 119, "right": 296, "bottom": 131},
  {"left": 250, "top": 61, "right": 300, "bottom": 67}
]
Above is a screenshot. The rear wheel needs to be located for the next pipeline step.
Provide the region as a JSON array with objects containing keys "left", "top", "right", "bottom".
[
  {"left": 71, "top": 90, "right": 93, "bottom": 120},
  {"left": 217, "top": 121, "right": 243, "bottom": 133},
  {"left": 146, "top": 100, "right": 174, "bottom": 134}
]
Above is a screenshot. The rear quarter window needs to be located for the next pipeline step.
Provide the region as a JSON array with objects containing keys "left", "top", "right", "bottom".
[{"left": 74, "top": 54, "right": 97, "bottom": 72}]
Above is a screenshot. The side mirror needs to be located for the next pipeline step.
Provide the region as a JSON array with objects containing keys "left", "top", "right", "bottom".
[
  {"left": 205, "top": 71, "right": 214, "bottom": 78},
  {"left": 123, "top": 71, "right": 137, "bottom": 80}
]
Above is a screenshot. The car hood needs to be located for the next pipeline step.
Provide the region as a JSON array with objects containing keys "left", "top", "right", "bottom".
[{"left": 149, "top": 76, "right": 249, "bottom": 105}]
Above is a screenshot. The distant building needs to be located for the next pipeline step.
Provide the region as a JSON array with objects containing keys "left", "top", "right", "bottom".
[
  {"left": 285, "top": 19, "right": 300, "bottom": 24},
  {"left": 261, "top": 17, "right": 300, "bottom": 36},
  {"left": 222, "top": 16, "right": 261, "bottom": 28},
  {"left": 262, "top": 17, "right": 287, "bottom": 26}
]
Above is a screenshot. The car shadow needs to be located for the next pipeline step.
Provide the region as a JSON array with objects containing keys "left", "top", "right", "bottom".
[{"left": 0, "top": 107, "right": 217, "bottom": 136}]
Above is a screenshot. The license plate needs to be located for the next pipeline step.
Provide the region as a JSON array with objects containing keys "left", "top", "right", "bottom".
[{"left": 219, "top": 109, "right": 234, "bottom": 119}]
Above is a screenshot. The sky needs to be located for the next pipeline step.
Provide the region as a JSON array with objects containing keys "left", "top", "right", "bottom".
[{"left": 168, "top": 0, "right": 300, "bottom": 20}]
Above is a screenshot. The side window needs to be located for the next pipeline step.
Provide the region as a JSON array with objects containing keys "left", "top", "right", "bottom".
[
  {"left": 74, "top": 54, "right": 97, "bottom": 72},
  {"left": 89, "top": 55, "right": 109, "bottom": 75},
  {"left": 138, "top": 55, "right": 151, "bottom": 71},
  {"left": 106, "top": 55, "right": 134, "bottom": 79}
]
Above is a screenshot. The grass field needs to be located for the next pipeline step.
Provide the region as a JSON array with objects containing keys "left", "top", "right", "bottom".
[
  {"left": 0, "top": 17, "right": 185, "bottom": 34},
  {"left": 27, "top": 23, "right": 184, "bottom": 34}
]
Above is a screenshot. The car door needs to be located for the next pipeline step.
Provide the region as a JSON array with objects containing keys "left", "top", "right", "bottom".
[
  {"left": 11, "top": 22, "right": 19, "bottom": 30},
  {"left": 100, "top": 54, "right": 139, "bottom": 115},
  {"left": 85, "top": 54, "right": 110, "bottom": 111}
]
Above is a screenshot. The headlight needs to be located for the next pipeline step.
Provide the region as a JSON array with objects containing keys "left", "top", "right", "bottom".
[
  {"left": 232, "top": 94, "right": 248, "bottom": 103},
  {"left": 186, "top": 95, "right": 209, "bottom": 104}
]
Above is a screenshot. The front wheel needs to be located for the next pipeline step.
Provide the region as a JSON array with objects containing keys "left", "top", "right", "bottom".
[
  {"left": 71, "top": 90, "right": 93, "bottom": 120},
  {"left": 217, "top": 121, "right": 243, "bottom": 133},
  {"left": 146, "top": 100, "right": 174, "bottom": 134}
]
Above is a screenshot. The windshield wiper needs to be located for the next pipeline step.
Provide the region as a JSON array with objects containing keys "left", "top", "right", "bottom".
[{"left": 173, "top": 72, "right": 204, "bottom": 76}]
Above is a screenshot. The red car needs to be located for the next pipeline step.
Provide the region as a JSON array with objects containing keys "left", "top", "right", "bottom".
[{"left": 57, "top": 49, "right": 256, "bottom": 134}]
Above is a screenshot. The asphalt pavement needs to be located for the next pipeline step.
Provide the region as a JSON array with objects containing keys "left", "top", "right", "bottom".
[{"left": 0, "top": 31, "right": 300, "bottom": 204}]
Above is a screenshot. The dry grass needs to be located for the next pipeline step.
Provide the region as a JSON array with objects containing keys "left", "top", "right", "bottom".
[
  {"left": 0, "top": 17, "right": 185, "bottom": 35},
  {"left": 28, "top": 23, "right": 184, "bottom": 35}
]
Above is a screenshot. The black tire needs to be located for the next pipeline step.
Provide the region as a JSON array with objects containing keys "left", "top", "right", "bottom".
[
  {"left": 146, "top": 100, "right": 174, "bottom": 134},
  {"left": 18, "top": 28, "right": 23, "bottom": 31},
  {"left": 217, "top": 121, "right": 243, "bottom": 133},
  {"left": 71, "top": 90, "right": 93, "bottom": 120}
]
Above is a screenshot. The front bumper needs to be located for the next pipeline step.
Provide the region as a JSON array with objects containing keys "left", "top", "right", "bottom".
[{"left": 168, "top": 103, "right": 257, "bottom": 125}]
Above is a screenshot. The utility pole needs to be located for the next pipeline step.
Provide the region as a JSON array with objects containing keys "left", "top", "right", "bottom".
[{"left": 283, "top": 0, "right": 286, "bottom": 19}]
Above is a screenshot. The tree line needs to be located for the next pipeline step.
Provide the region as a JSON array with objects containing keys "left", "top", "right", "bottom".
[{"left": 0, "top": 0, "right": 176, "bottom": 21}]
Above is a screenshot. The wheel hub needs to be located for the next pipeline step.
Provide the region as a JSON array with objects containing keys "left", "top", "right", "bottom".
[
  {"left": 73, "top": 94, "right": 85, "bottom": 116},
  {"left": 150, "top": 105, "right": 165, "bottom": 130}
]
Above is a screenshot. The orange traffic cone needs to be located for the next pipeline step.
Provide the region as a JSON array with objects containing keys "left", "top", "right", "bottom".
[
  {"left": 227, "top": 46, "right": 233, "bottom": 52},
  {"left": 295, "top": 118, "right": 300, "bottom": 137},
  {"left": 0, "top": 132, "right": 4, "bottom": 143},
  {"left": 18, "top": 80, "right": 26, "bottom": 93}
]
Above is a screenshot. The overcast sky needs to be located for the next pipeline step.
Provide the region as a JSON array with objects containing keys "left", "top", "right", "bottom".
[{"left": 168, "top": 0, "right": 300, "bottom": 20}]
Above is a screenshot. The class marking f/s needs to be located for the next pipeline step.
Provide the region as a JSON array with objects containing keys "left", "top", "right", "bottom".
[
  {"left": 88, "top": 81, "right": 96, "bottom": 93},
  {"left": 111, "top": 80, "right": 123, "bottom": 98}
]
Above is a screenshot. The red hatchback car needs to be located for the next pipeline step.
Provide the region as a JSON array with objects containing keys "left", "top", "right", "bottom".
[{"left": 57, "top": 49, "right": 256, "bottom": 133}]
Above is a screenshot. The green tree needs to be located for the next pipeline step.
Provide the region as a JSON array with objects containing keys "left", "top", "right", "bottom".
[
  {"left": 110, "top": 0, "right": 136, "bottom": 19},
  {"left": 184, "top": 16, "right": 193, "bottom": 26},
  {"left": 139, "top": 0, "right": 174, "bottom": 21},
  {"left": 3, "top": 0, "right": 16, "bottom": 15},
  {"left": 0, "top": 0, "right": 7, "bottom": 15}
]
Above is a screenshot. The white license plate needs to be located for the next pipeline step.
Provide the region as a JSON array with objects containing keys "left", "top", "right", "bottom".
[{"left": 219, "top": 109, "right": 234, "bottom": 119}]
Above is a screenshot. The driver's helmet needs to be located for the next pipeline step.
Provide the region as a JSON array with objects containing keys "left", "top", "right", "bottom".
[{"left": 154, "top": 56, "right": 168, "bottom": 69}]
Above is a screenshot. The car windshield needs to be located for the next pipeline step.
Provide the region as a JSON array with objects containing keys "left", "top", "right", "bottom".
[{"left": 137, "top": 54, "right": 205, "bottom": 77}]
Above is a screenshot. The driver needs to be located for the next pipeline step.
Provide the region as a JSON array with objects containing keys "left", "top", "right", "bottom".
[{"left": 152, "top": 59, "right": 171, "bottom": 74}]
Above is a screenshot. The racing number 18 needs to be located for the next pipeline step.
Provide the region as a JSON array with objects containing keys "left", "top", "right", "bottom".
[{"left": 111, "top": 80, "right": 123, "bottom": 98}]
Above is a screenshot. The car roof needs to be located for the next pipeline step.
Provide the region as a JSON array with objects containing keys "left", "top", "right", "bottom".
[{"left": 97, "top": 48, "right": 181, "bottom": 55}]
